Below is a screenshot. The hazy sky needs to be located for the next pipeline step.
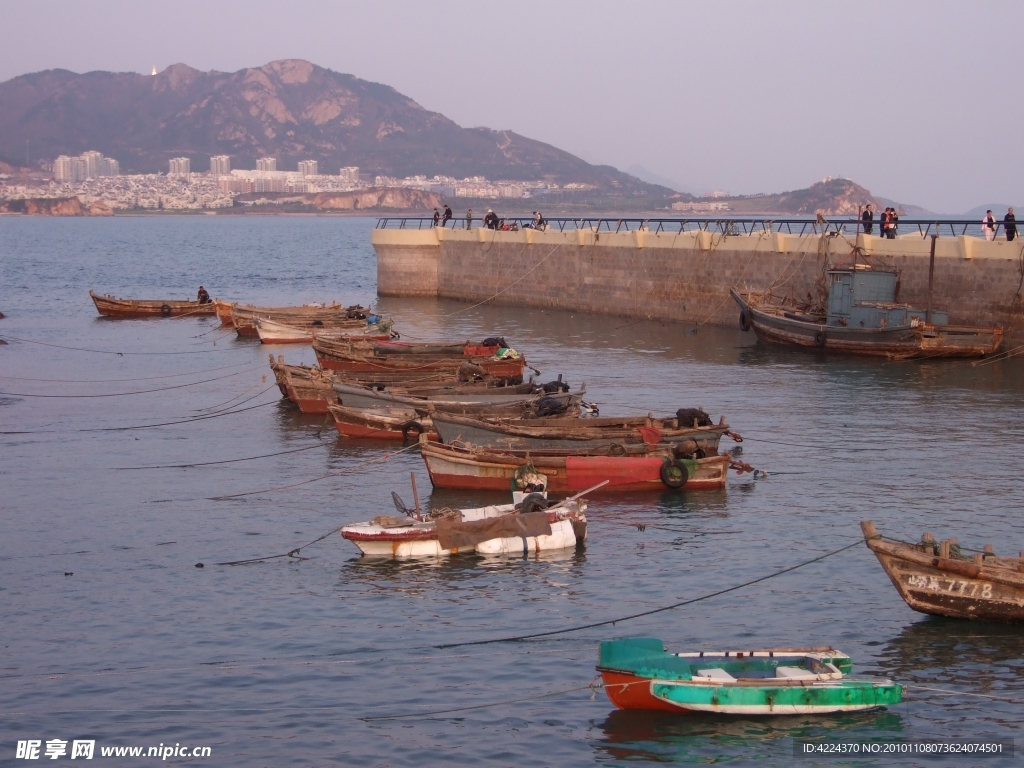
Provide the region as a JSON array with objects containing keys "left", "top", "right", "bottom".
[{"left": 3, "top": 0, "right": 1020, "bottom": 213}]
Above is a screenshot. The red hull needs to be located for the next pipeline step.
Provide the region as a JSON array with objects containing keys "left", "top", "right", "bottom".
[
  {"left": 294, "top": 396, "right": 333, "bottom": 414},
  {"left": 600, "top": 671, "right": 680, "bottom": 712}
]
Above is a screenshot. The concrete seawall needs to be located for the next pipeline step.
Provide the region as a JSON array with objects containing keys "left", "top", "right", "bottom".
[{"left": 373, "top": 227, "right": 1024, "bottom": 344}]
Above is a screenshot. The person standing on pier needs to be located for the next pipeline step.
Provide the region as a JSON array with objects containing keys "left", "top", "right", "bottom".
[
  {"left": 442, "top": 205, "right": 452, "bottom": 227},
  {"left": 432, "top": 208, "right": 440, "bottom": 227},
  {"left": 889, "top": 208, "right": 899, "bottom": 239},
  {"left": 1005, "top": 208, "right": 1017, "bottom": 241},
  {"left": 861, "top": 204, "right": 874, "bottom": 235},
  {"left": 466, "top": 209, "right": 473, "bottom": 229},
  {"left": 982, "top": 210, "right": 996, "bottom": 241}
]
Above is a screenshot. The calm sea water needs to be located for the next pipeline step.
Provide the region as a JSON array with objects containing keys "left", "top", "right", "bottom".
[{"left": 2, "top": 215, "right": 1023, "bottom": 766}]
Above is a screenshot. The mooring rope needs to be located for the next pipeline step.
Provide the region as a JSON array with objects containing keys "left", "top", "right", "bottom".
[
  {"left": 114, "top": 440, "right": 329, "bottom": 470},
  {"left": 0, "top": 366, "right": 259, "bottom": 398},
  {"left": 0, "top": 334, "right": 236, "bottom": 355},
  {"left": 207, "top": 441, "right": 422, "bottom": 501},
  {"left": 435, "top": 539, "right": 862, "bottom": 649},
  {"left": 0, "top": 360, "right": 254, "bottom": 383}
]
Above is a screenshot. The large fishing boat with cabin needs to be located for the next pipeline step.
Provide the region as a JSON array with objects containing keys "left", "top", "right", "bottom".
[{"left": 731, "top": 263, "right": 1002, "bottom": 358}]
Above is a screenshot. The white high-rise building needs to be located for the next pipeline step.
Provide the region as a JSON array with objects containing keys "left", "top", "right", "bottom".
[
  {"left": 81, "top": 150, "right": 103, "bottom": 178},
  {"left": 298, "top": 160, "right": 318, "bottom": 177},
  {"left": 54, "top": 155, "right": 74, "bottom": 181},
  {"left": 256, "top": 157, "right": 276, "bottom": 172},
  {"left": 70, "top": 158, "right": 88, "bottom": 182},
  {"left": 101, "top": 157, "right": 120, "bottom": 176},
  {"left": 338, "top": 166, "right": 360, "bottom": 183},
  {"left": 168, "top": 157, "right": 191, "bottom": 176},
  {"left": 210, "top": 155, "right": 230, "bottom": 175}
]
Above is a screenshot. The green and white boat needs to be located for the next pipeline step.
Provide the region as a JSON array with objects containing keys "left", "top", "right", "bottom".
[{"left": 597, "top": 637, "right": 902, "bottom": 715}]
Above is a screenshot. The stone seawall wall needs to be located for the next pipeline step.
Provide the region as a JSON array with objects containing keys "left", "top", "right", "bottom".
[{"left": 374, "top": 227, "right": 1024, "bottom": 343}]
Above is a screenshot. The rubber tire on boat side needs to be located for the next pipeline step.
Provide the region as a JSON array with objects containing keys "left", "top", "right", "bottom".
[
  {"left": 400, "top": 421, "right": 424, "bottom": 441},
  {"left": 160, "top": 304, "right": 172, "bottom": 316},
  {"left": 660, "top": 459, "right": 689, "bottom": 489},
  {"left": 739, "top": 310, "right": 752, "bottom": 332},
  {"left": 814, "top": 329, "right": 826, "bottom": 347}
]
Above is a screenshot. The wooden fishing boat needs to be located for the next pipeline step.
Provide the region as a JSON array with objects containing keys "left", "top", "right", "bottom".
[
  {"left": 255, "top": 317, "right": 394, "bottom": 345},
  {"left": 429, "top": 411, "right": 733, "bottom": 454},
  {"left": 332, "top": 381, "right": 583, "bottom": 414},
  {"left": 213, "top": 299, "right": 235, "bottom": 326},
  {"left": 861, "top": 521, "right": 1024, "bottom": 622},
  {"left": 230, "top": 302, "right": 362, "bottom": 337},
  {"left": 269, "top": 358, "right": 338, "bottom": 413},
  {"left": 341, "top": 494, "right": 587, "bottom": 558},
  {"left": 269, "top": 356, "right": 540, "bottom": 414},
  {"left": 597, "top": 637, "right": 901, "bottom": 714},
  {"left": 313, "top": 337, "right": 525, "bottom": 380},
  {"left": 731, "top": 266, "right": 1002, "bottom": 359},
  {"left": 89, "top": 290, "right": 218, "bottom": 318},
  {"left": 328, "top": 403, "right": 439, "bottom": 441},
  {"left": 419, "top": 438, "right": 731, "bottom": 492}
]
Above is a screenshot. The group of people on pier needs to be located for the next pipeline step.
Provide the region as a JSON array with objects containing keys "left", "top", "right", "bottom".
[
  {"left": 431, "top": 207, "right": 547, "bottom": 232},
  {"left": 862, "top": 204, "right": 1017, "bottom": 242},
  {"left": 860, "top": 204, "right": 899, "bottom": 239}
]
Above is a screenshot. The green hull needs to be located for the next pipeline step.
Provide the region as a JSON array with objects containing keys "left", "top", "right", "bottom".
[{"left": 651, "top": 678, "right": 902, "bottom": 714}]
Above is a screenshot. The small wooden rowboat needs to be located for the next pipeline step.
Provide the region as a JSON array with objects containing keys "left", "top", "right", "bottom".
[
  {"left": 429, "top": 412, "right": 732, "bottom": 454},
  {"left": 328, "top": 403, "right": 439, "bottom": 441},
  {"left": 597, "top": 637, "right": 901, "bottom": 714},
  {"left": 213, "top": 299, "right": 235, "bottom": 326},
  {"left": 269, "top": 356, "right": 539, "bottom": 414},
  {"left": 419, "top": 438, "right": 730, "bottom": 492},
  {"left": 90, "top": 290, "right": 218, "bottom": 318},
  {"left": 341, "top": 496, "right": 587, "bottom": 558},
  {"left": 332, "top": 381, "right": 583, "bottom": 414},
  {"left": 862, "top": 521, "right": 1024, "bottom": 622},
  {"left": 255, "top": 317, "right": 393, "bottom": 345},
  {"left": 231, "top": 302, "right": 363, "bottom": 338},
  {"left": 313, "top": 337, "right": 525, "bottom": 380}
]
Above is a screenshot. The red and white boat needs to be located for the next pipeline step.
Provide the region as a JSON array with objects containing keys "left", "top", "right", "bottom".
[
  {"left": 419, "top": 439, "right": 731, "bottom": 492},
  {"left": 341, "top": 494, "right": 588, "bottom": 559}
]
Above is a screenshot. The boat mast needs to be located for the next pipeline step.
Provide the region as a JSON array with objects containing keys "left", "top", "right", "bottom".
[{"left": 926, "top": 232, "right": 937, "bottom": 324}]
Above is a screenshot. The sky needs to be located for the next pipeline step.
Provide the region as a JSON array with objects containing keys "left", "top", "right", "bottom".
[{"left": 3, "top": 0, "right": 1020, "bottom": 213}]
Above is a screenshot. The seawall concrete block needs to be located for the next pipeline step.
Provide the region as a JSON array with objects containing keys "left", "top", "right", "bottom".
[{"left": 374, "top": 231, "right": 1024, "bottom": 343}]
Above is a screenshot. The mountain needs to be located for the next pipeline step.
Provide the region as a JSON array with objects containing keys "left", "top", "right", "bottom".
[
  {"left": 623, "top": 164, "right": 698, "bottom": 196},
  {"left": 716, "top": 178, "right": 888, "bottom": 216},
  {"left": 0, "top": 60, "right": 666, "bottom": 198},
  {"left": 963, "top": 204, "right": 1019, "bottom": 218}
]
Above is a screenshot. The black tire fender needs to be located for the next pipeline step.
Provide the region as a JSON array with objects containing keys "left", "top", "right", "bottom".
[
  {"left": 814, "top": 329, "right": 826, "bottom": 347},
  {"left": 400, "top": 420, "right": 424, "bottom": 441},
  {"left": 660, "top": 459, "right": 689, "bottom": 489},
  {"left": 739, "top": 310, "right": 752, "bottom": 332},
  {"left": 608, "top": 443, "right": 627, "bottom": 457},
  {"left": 160, "top": 303, "right": 172, "bottom": 316}
]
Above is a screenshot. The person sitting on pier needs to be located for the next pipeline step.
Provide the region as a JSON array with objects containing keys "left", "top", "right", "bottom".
[
  {"left": 1005, "top": 208, "right": 1017, "bottom": 242},
  {"left": 196, "top": 286, "right": 211, "bottom": 304},
  {"left": 536, "top": 211, "right": 547, "bottom": 231},
  {"left": 442, "top": 205, "right": 453, "bottom": 227},
  {"left": 432, "top": 208, "right": 440, "bottom": 227},
  {"left": 982, "top": 210, "right": 996, "bottom": 241},
  {"left": 483, "top": 209, "right": 499, "bottom": 230},
  {"left": 861, "top": 204, "right": 874, "bottom": 235}
]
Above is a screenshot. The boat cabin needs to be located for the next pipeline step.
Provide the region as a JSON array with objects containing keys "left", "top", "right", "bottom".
[{"left": 826, "top": 267, "right": 948, "bottom": 329}]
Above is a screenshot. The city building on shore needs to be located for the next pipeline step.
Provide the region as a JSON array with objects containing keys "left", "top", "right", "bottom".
[
  {"left": 54, "top": 151, "right": 119, "bottom": 181},
  {"left": 210, "top": 155, "right": 230, "bottom": 175},
  {"left": 256, "top": 157, "right": 277, "bottom": 172},
  {"left": 168, "top": 157, "right": 191, "bottom": 177}
]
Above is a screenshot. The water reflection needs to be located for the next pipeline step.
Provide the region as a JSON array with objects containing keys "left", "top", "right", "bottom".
[{"left": 591, "top": 708, "right": 904, "bottom": 763}]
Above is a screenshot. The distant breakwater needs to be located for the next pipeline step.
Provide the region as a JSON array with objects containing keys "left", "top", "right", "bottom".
[{"left": 373, "top": 226, "right": 1024, "bottom": 346}]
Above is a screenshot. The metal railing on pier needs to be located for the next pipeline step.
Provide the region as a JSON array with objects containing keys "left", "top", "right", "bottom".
[{"left": 375, "top": 216, "right": 1017, "bottom": 240}]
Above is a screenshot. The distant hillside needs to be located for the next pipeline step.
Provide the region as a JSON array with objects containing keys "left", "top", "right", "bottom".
[
  {"left": 718, "top": 179, "right": 888, "bottom": 216},
  {"left": 0, "top": 60, "right": 669, "bottom": 200}
]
